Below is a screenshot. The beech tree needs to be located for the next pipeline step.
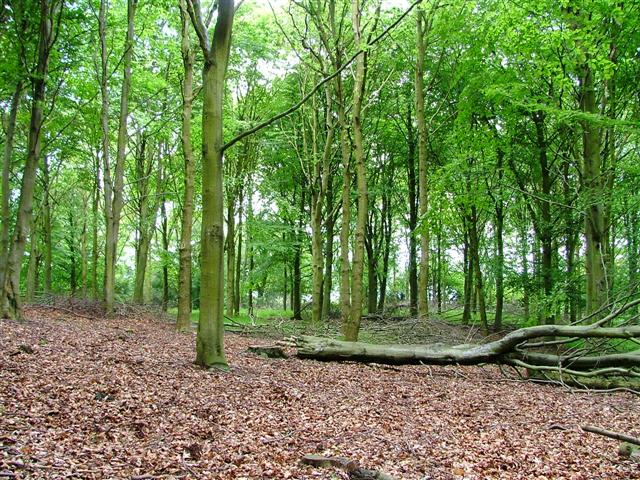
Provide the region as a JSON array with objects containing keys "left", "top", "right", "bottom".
[{"left": 184, "top": 0, "right": 235, "bottom": 368}]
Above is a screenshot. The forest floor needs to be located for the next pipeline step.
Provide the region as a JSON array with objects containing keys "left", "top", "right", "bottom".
[{"left": 1, "top": 307, "right": 639, "bottom": 480}]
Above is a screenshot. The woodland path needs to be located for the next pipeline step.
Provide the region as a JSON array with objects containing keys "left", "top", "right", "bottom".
[{"left": 1, "top": 308, "right": 639, "bottom": 479}]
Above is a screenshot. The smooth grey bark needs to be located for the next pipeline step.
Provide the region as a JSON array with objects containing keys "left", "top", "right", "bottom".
[
  {"left": 185, "top": 0, "right": 235, "bottom": 368},
  {"left": 295, "top": 332, "right": 640, "bottom": 369}
]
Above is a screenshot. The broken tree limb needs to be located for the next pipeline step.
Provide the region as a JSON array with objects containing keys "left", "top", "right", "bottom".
[
  {"left": 294, "top": 324, "right": 640, "bottom": 370},
  {"left": 507, "top": 360, "right": 640, "bottom": 378},
  {"left": 510, "top": 351, "right": 640, "bottom": 369},
  {"left": 582, "top": 425, "right": 640, "bottom": 446}
]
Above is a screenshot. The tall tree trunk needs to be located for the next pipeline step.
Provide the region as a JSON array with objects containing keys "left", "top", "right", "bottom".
[
  {"left": 406, "top": 107, "right": 418, "bottom": 317},
  {"left": 462, "top": 229, "right": 472, "bottom": 325},
  {"left": 343, "top": 0, "right": 368, "bottom": 341},
  {"left": 322, "top": 179, "right": 336, "bottom": 319},
  {"left": 283, "top": 258, "right": 288, "bottom": 311},
  {"left": 310, "top": 88, "right": 335, "bottom": 325},
  {"left": 366, "top": 233, "right": 377, "bottom": 314},
  {"left": 469, "top": 206, "right": 488, "bottom": 333},
  {"left": 25, "top": 220, "right": 38, "bottom": 303},
  {"left": 493, "top": 151, "right": 504, "bottom": 331},
  {"left": 602, "top": 40, "right": 617, "bottom": 303},
  {"left": 160, "top": 193, "right": 169, "bottom": 312},
  {"left": 133, "top": 136, "right": 155, "bottom": 304},
  {"left": 416, "top": 9, "right": 430, "bottom": 320},
  {"left": 247, "top": 181, "right": 255, "bottom": 316},
  {"left": 92, "top": 149, "right": 100, "bottom": 300},
  {"left": 626, "top": 207, "right": 638, "bottom": 304},
  {"left": 234, "top": 190, "right": 243, "bottom": 315},
  {"left": 337, "top": 97, "right": 352, "bottom": 326},
  {"left": 378, "top": 189, "right": 392, "bottom": 312},
  {"left": 225, "top": 197, "right": 235, "bottom": 317},
  {"left": 562, "top": 156, "right": 578, "bottom": 323},
  {"left": 292, "top": 186, "right": 305, "bottom": 320},
  {"left": 581, "top": 60, "right": 607, "bottom": 315},
  {"left": 42, "top": 155, "right": 52, "bottom": 295},
  {"left": 0, "top": 81, "right": 22, "bottom": 294},
  {"left": 67, "top": 211, "right": 77, "bottom": 295},
  {"left": 185, "top": 0, "right": 235, "bottom": 368},
  {"left": 435, "top": 216, "right": 442, "bottom": 314},
  {"left": 176, "top": 0, "right": 196, "bottom": 330},
  {"left": 98, "top": 0, "right": 111, "bottom": 306},
  {"left": 533, "top": 112, "right": 554, "bottom": 325},
  {"left": 104, "top": 0, "right": 137, "bottom": 314},
  {"left": 80, "top": 193, "right": 88, "bottom": 299},
  {"left": 2, "top": 0, "right": 60, "bottom": 319},
  {"left": 520, "top": 221, "right": 530, "bottom": 323}
]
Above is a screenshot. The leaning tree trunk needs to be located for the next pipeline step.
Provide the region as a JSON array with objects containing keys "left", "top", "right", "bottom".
[
  {"left": 0, "top": 81, "right": 22, "bottom": 294},
  {"left": 2, "top": 0, "right": 60, "bottom": 319}
]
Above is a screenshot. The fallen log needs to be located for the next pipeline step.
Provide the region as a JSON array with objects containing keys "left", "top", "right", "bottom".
[{"left": 294, "top": 323, "right": 640, "bottom": 370}]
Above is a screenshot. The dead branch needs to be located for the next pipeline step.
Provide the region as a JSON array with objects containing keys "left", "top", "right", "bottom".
[{"left": 582, "top": 425, "right": 640, "bottom": 446}]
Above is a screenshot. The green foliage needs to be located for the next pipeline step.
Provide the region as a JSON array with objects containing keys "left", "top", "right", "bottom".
[{"left": 1, "top": 0, "right": 638, "bottom": 337}]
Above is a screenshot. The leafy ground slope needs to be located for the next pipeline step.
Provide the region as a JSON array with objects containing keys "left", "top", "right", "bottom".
[{"left": 1, "top": 308, "right": 639, "bottom": 479}]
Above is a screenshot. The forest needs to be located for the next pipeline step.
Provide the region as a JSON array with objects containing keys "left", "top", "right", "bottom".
[{"left": 1, "top": 0, "right": 640, "bottom": 478}]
